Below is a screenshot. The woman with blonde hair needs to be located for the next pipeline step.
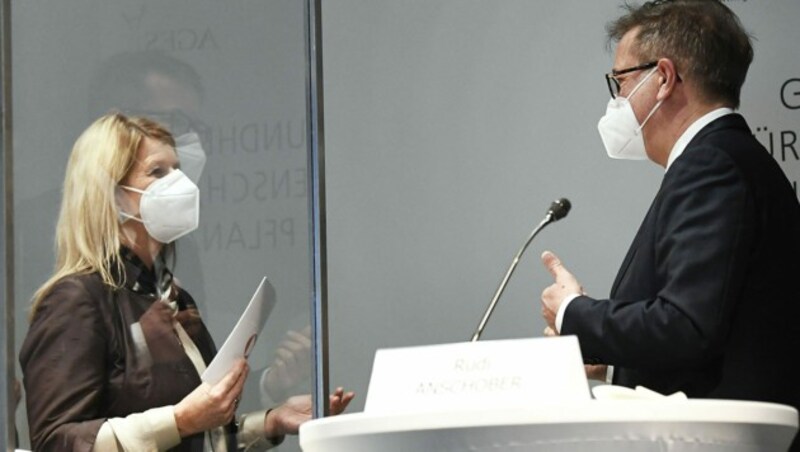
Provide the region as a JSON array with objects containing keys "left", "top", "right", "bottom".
[{"left": 20, "top": 113, "right": 352, "bottom": 451}]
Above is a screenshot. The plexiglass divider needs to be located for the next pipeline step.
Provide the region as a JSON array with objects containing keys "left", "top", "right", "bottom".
[{"left": 6, "top": 1, "right": 322, "bottom": 450}]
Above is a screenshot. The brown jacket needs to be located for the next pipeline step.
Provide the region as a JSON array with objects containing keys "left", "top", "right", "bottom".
[{"left": 20, "top": 251, "right": 227, "bottom": 451}]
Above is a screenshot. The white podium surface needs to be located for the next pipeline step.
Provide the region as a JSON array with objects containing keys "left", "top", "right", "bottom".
[{"left": 300, "top": 400, "right": 798, "bottom": 452}]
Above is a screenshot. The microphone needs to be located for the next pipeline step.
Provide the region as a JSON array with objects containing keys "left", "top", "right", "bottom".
[{"left": 470, "top": 198, "right": 571, "bottom": 342}]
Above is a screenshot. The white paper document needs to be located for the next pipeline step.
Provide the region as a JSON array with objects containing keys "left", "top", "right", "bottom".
[{"left": 201, "top": 276, "right": 276, "bottom": 385}]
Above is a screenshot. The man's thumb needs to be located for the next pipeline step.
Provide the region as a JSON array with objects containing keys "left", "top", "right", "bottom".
[{"left": 541, "top": 250, "right": 566, "bottom": 280}]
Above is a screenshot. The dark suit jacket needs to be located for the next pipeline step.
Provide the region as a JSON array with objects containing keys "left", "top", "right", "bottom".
[{"left": 562, "top": 114, "right": 800, "bottom": 413}]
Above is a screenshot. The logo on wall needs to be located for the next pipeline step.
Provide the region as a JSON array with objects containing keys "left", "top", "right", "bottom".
[
  {"left": 781, "top": 78, "right": 800, "bottom": 110},
  {"left": 753, "top": 77, "right": 799, "bottom": 199}
]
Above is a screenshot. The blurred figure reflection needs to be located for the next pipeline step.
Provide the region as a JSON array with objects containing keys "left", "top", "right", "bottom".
[
  {"left": 89, "top": 50, "right": 316, "bottom": 412},
  {"left": 89, "top": 50, "right": 211, "bottom": 308}
]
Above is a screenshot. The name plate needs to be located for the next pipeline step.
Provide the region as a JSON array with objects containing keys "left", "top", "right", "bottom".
[{"left": 364, "top": 336, "right": 590, "bottom": 414}]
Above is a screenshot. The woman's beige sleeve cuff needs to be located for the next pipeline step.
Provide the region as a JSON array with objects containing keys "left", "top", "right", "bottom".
[
  {"left": 102, "top": 405, "right": 181, "bottom": 451},
  {"left": 238, "top": 410, "right": 285, "bottom": 451}
]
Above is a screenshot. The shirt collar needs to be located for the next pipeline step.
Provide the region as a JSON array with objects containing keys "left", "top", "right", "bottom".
[{"left": 665, "top": 107, "right": 735, "bottom": 171}]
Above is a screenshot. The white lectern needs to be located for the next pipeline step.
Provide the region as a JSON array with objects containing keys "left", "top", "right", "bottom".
[
  {"left": 300, "top": 400, "right": 798, "bottom": 451},
  {"left": 304, "top": 338, "right": 798, "bottom": 451}
]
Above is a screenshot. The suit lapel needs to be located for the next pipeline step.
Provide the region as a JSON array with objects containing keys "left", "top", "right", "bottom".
[{"left": 610, "top": 197, "right": 657, "bottom": 297}]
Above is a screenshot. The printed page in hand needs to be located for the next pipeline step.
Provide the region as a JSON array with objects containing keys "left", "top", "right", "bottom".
[{"left": 201, "top": 276, "right": 276, "bottom": 384}]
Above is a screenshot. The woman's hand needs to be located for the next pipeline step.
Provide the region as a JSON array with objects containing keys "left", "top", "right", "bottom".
[
  {"left": 329, "top": 387, "right": 355, "bottom": 415},
  {"left": 264, "top": 387, "right": 355, "bottom": 437},
  {"left": 173, "top": 359, "right": 249, "bottom": 437}
]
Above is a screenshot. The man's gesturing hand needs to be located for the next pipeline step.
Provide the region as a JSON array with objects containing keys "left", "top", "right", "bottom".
[{"left": 540, "top": 251, "right": 583, "bottom": 332}]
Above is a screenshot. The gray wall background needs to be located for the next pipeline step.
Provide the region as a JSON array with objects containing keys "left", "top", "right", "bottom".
[
  {"left": 322, "top": 0, "right": 800, "bottom": 413},
  {"left": 6, "top": 0, "right": 799, "bottom": 449}
]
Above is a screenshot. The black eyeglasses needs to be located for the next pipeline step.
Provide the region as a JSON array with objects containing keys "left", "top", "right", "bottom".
[{"left": 605, "top": 61, "right": 657, "bottom": 99}]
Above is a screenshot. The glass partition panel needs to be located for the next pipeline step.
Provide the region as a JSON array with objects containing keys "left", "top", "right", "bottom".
[{"left": 12, "top": 1, "right": 314, "bottom": 450}]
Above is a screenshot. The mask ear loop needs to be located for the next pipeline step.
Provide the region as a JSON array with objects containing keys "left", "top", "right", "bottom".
[
  {"left": 118, "top": 211, "right": 145, "bottom": 225},
  {"left": 628, "top": 67, "right": 662, "bottom": 135},
  {"left": 637, "top": 99, "right": 664, "bottom": 133},
  {"left": 626, "top": 66, "right": 659, "bottom": 100},
  {"left": 117, "top": 184, "right": 146, "bottom": 223}
]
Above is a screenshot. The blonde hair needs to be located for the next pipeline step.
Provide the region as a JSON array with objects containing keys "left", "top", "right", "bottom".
[{"left": 31, "top": 112, "right": 175, "bottom": 317}]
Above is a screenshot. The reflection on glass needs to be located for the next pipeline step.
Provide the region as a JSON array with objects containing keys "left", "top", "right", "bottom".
[{"left": 13, "top": 2, "right": 317, "bottom": 450}]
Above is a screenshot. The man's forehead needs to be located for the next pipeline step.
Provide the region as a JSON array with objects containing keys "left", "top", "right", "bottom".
[{"left": 612, "top": 29, "right": 641, "bottom": 68}]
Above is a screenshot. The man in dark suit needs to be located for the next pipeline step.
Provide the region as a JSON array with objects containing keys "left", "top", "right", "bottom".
[{"left": 540, "top": 1, "right": 800, "bottom": 448}]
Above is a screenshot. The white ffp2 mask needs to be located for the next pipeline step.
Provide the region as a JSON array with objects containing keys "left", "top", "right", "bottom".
[
  {"left": 119, "top": 169, "right": 200, "bottom": 244},
  {"left": 597, "top": 67, "right": 662, "bottom": 160}
]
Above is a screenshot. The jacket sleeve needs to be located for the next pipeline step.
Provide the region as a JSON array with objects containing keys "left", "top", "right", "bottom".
[
  {"left": 20, "top": 278, "right": 111, "bottom": 452},
  {"left": 95, "top": 406, "right": 181, "bottom": 451},
  {"left": 562, "top": 145, "right": 754, "bottom": 369}
]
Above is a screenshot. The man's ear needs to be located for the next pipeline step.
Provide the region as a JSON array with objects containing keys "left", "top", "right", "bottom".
[{"left": 655, "top": 58, "right": 679, "bottom": 101}]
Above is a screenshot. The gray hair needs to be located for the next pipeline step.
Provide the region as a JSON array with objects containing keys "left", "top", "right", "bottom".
[{"left": 608, "top": 0, "right": 753, "bottom": 108}]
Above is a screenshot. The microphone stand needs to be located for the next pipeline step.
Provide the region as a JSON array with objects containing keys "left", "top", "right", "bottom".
[{"left": 470, "top": 213, "right": 555, "bottom": 342}]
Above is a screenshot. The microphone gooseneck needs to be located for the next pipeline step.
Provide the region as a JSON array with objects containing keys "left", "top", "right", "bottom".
[{"left": 470, "top": 198, "right": 571, "bottom": 342}]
